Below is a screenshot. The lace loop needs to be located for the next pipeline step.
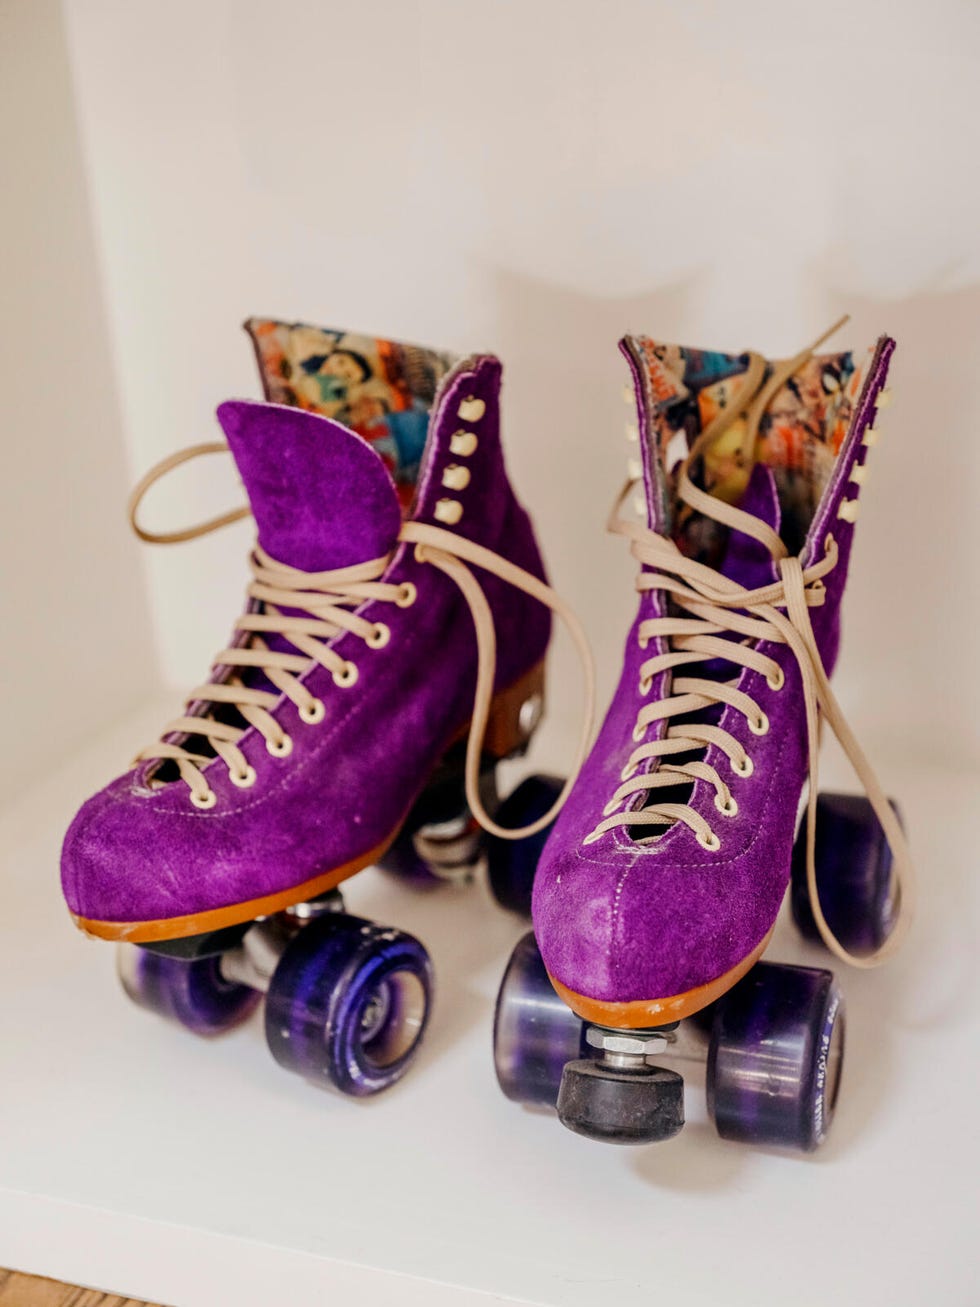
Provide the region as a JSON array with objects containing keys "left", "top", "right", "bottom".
[
  {"left": 128, "top": 442, "right": 251, "bottom": 543},
  {"left": 399, "top": 521, "right": 595, "bottom": 840}
]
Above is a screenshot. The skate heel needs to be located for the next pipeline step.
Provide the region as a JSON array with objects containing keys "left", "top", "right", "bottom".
[{"left": 483, "top": 659, "right": 546, "bottom": 760}]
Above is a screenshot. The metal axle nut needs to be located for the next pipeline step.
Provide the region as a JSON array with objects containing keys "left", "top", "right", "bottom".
[{"left": 585, "top": 1026, "right": 670, "bottom": 1057}]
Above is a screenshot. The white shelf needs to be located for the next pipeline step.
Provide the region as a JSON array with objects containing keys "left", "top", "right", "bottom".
[{"left": 0, "top": 698, "right": 974, "bottom": 1306}]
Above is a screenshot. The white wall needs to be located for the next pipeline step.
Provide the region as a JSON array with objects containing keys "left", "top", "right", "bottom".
[
  {"left": 61, "top": 0, "right": 980, "bottom": 767},
  {"left": 0, "top": 0, "right": 155, "bottom": 796}
]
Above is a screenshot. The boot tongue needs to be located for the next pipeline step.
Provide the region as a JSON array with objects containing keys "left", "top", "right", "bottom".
[
  {"left": 217, "top": 399, "right": 402, "bottom": 572},
  {"left": 690, "top": 463, "right": 783, "bottom": 684},
  {"left": 718, "top": 461, "right": 783, "bottom": 591}
]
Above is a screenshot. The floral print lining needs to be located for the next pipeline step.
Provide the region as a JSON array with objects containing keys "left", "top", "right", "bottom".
[
  {"left": 633, "top": 337, "right": 864, "bottom": 558},
  {"left": 246, "top": 318, "right": 457, "bottom": 511}
]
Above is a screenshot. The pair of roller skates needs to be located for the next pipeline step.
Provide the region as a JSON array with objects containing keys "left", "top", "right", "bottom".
[{"left": 61, "top": 316, "right": 912, "bottom": 1152}]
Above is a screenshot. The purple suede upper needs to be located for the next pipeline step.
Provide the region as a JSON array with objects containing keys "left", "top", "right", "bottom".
[
  {"left": 532, "top": 335, "right": 895, "bottom": 1004},
  {"left": 62, "top": 354, "right": 551, "bottom": 924},
  {"left": 219, "top": 402, "right": 403, "bottom": 571}
]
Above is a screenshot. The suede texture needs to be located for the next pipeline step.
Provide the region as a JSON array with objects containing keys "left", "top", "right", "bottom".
[
  {"left": 532, "top": 335, "right": 895, "bottom": 1003},
  {"left": 218, "top": 401, "right": 403, "bottom": 571},
  {"left": 62, "top": 355, "right": 551, "bottom": 924},
  {"left": 720, "top": 462, "right": 782, "bottom": 591}
]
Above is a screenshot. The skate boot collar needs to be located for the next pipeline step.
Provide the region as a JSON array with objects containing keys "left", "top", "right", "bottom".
[
  {"left": 245, "top": 317, "right": 457, "bottom": 508},
  {"left": 618, "top": 323, "right": 864, "bottom": 562},
  {"left": 218, "top": 399, "right": 403, "bottom": 573}
]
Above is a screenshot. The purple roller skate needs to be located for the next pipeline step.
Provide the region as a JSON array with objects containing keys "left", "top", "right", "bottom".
[
  {"left": 496, "top": 321, "right": 914, "bottom": 1147},
  {"left": 63, "top": 318, "right": 593, "bottom": 1096}
]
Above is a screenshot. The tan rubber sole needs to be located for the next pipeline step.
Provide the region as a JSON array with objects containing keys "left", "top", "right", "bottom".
[
  {"left": 72, "top": 835, "right": 395, "bottom": 943},
  {"left": 548, "top": 924, "right": 775, "bottom": 1027},
  {"left": 72, "top": 660, "right": 546, "bottom": 945}
]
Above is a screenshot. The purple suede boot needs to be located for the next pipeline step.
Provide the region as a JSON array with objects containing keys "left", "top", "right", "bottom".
[
  {"left": 495, "top": 326, "right": 914, "bottom": 1148},
  {"left": 61, "top": 319, "right": 590, "bottom": 1096}
]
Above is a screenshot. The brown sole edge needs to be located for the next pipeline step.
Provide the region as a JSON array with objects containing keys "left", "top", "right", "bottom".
[
  {"left": 72, "top": 659, "right": 546, "bottom": 945},
  {"left": 72, "top": 834, "right": 395, "bottom": 943},
  {"left": 547, "top": 925, "right": 775, "bottom": 1027}
]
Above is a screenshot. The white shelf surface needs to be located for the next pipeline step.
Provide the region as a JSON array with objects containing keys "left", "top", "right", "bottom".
[{"left": 0, "top": 698, "right": 975, "bottom": 1306}]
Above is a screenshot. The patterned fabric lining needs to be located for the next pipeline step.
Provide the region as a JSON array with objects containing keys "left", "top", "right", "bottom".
[
  {"left": 246, "top": 318, "right": 457, "bottom": 510},
  {"left": 633, "top": 338, "right": 865, "bottom": 558}
]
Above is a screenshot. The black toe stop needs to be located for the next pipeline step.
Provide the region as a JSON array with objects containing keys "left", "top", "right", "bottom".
[{"left": 557, "top": 1058, "right": 685, "bottom": 1145}]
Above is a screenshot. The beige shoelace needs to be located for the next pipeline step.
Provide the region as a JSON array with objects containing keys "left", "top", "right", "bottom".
[
  {"left": 128, "top": 445, "right": 596, "bottom": 840},
  {"left": 587, "top": 326, "right": 914, "bottom": 967}
]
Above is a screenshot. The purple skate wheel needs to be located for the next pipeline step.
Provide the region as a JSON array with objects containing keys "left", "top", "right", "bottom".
[
  {"left": 707, "top": 962, "right": 844, "bottom": 1151},
  {"left": 486, "top": 775, "right": 564, "bottom": 916},
  {"left": 791, "top": 792, "right": 902, "bottom": 955},
  {"left": 264, "top": 913, "right": 432, "bottom": 1096},
  {"left": 493, "top": 931, "right": 587, "bottom": 1107},
  {"left": 117, "top": 943, "right": 260, "bottom": 1036}
]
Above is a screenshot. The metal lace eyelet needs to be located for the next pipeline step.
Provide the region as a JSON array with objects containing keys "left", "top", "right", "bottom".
[
  {"left": 457, "top": 396, "right": 486, "bottom": 423},
  {"left": 621, "top": 762, "right": 637, "bottom": 782},
  {"left": 442, "top": 464, "right": 471, "bottom": 492},
  {"left": 632, "top": 722, "right": 646, "bottom": 744},
  {"left": 229, "top": 765, "right": 257, "bottom": 789},
  {"left": 748, "top": 712, "right": 769, "bottom": 736},
  {"left": 395, "top": 582, "right": 417, "bottom": 608},
  {"left": 366, "top": 622, "right": 391, "bottom": 650},
  {"left": 767, "top": 667, "right": 785, "bottom": 691},
  {"left": 266, "top": 734, "right": 293, "bottom": 758},
  {"left": 732, "top": 754, "right": 754, "bottom": 778},
  {"left": 639, "top": 676, "right": 653, "bottom": 696},
  {"left": 449, "top": 430, "right": 479, "bottom": 457},
  {"left": 434, "top": 498, "right": 464, "bottom": 525},
  {"left": 190, "top": 788, "right": 217, "bottom": 809},
  {"left": 333, "top": 662, "right": 359, "bottom": 688},
  {"left": 299, "top": 699, "right": 325, "bottom": 725},
  {"left": 715, "top": 793, "right": 738, "bottom": 817},
  {"left": 696, "top": 829, "right": 721, "bottom": 852}
]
